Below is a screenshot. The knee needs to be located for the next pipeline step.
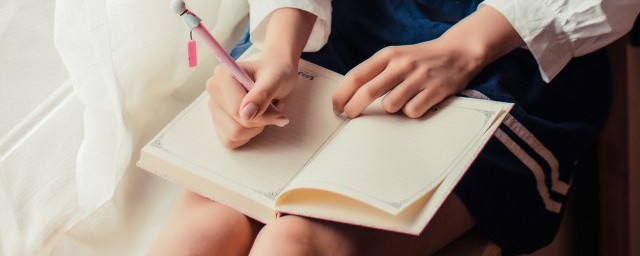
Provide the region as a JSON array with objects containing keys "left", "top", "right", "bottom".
[
  {"left": 185, "top": 196, "right": 252, "bottom": 238},
  {"left": 262, "top": 215, "right": 316, "bottom": 241},
  {"left": 251, "top": 215, "right": 318, "bottom": 255},
  {"left": 181, "top": 207, "right": 252, "bottom": 255},
  {"left": 170, "top": 191, "right": 256, "bottom": 255},
  {"left": 179, "top": 191, "right": 243, "bottom": 220}
]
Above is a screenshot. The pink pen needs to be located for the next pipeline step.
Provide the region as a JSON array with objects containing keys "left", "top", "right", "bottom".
[
  {"left": 171, "top": 0, "right": 282, "bottom": 113},
  {"left": 192, "top": 24, "right": 256, "bottom": 91}
]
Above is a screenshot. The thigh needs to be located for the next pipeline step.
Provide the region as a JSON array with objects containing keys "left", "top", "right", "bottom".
[{"left": 148, "top": 190, "right": 263, "bottom": 256}]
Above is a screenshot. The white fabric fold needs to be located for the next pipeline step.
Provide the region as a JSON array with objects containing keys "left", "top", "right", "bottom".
[
  {"left": 482, "top": 0, "right": 640, "bottom": 82},
  {"left": 45, "top": 0, "right": 248, "bottom": 254},
  {"left": 54, "top": 0, "right": 246, "bottom": 216}
]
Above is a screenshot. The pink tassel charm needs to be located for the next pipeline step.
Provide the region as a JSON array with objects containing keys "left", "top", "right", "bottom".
[{"left": 188, "top": 39, "right": 197, "bottom": 68}]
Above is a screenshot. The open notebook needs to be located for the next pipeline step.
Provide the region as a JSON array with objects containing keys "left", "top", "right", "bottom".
[{"left": 137, "top": 47, "right": 513, "bottom": 235}]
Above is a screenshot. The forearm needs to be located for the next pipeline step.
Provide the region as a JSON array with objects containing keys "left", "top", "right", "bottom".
[
  {"left": 262, "top": 8, "right": 317, "bottom": 64},
  {"left": 439, "top": 5, "right": 523, "bottom": 74}
]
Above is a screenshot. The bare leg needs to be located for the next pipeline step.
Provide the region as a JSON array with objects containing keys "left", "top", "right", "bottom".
[
  {"left": 249, "top": 194, "right": 474, "bottom": 256},
  {"left": 147, "top": 190, "right": 262, "bottom": 256},
  {"left": 249, "top": 215, "right": 356, "bottom": 256}
]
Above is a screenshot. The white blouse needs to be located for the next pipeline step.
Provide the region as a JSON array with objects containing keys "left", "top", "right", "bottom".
[
  {"left": 249, "top": 0, "right": 640, "bottom": 82},
  {"left": 482, "top": 0, "right": 640, "bottom": 82},
  {"left": 248, "top": 0, "right": 332, "bottom": 52}
]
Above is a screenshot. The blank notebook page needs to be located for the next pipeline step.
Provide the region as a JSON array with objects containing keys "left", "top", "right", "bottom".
[{"left": 286, "top": 98, "right": 499, "bottom": 214}]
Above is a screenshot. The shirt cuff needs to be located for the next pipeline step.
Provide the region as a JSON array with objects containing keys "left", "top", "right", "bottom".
[
  {"left": 481, "top": 0, "right": 573, "bottom": 83},
  {"left": 248, "top": 0, "right": 332, "bottom": 52}
]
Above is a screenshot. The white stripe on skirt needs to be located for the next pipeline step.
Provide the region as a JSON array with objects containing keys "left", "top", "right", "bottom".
[
  {"left": 461, "top": 90, "right": 569, "bottom": 194},
  {"left": 502, "top": 115, "right": 569, "bottom": 194},
  {"left": 494, "top": 129, "right": 562, "bottom": 213}
]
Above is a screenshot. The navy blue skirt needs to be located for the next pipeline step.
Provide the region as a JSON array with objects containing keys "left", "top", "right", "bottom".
[{"left": 235, "top": 0, "right": 611, "bottom": 254}]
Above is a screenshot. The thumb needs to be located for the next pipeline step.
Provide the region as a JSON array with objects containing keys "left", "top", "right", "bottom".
[{"left": 239, "top": 79, "right": 284, "bottom": 122}]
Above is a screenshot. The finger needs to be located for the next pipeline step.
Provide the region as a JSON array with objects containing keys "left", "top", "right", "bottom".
[
  {"left": 209, "top": 99, "right": 264, "bottom": 148},
  {"left": 212, "top": 122, "right": 250, "bottom": 149},
  {"left": 238, "top": 102, "right": 290, "bottom": 128},
  {"left": 381, "top": 74, "right": 426, "bottom": 113},
  {"left": 402, "top": 85, "right": 449, "bottom": 119},
  {"left": 239, "top": 76, "right": 284, "bottom": 122},
  {"left": 210, "top": 67, "right": 282, "bottom": 128},
  {"left": 333, "top": 49, "right": 392, "bottom": 115},
  {"left": 214, "top": 124, "right": 250, "bottom": 149},
  {"left": 210, "top": 99, "right": 264, "bottom": 141},
  {"left": 214, "top": 64, "right": 290, "bottom": 127},
  {"left": 342, "top": 67, "right": 405, "bottom": 118},
  {"left": 209, "top": 65, "right": 249, "bottom": 118}
]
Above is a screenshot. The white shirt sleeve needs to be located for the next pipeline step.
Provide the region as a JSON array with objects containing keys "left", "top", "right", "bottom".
[
  {"left": 482, "top": 0, "right": 640, "bottom": 82},
  {"left": 248, "top": 0, "right": 332, "bottom": 52}
]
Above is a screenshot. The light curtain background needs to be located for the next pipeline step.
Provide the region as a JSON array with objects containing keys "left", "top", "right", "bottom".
[{"left": 1, "top": 0, "right": 249, "bottom": 254}]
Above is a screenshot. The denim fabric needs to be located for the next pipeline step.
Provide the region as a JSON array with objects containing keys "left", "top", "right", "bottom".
[{"left": 230, "top": 25, "right": 251, "bottom": 60}]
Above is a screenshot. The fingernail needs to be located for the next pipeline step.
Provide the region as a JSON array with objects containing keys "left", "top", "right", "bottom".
[
  {"left": 333, "top": 106, "right": 342, "bottom": 116},
  {"left": 273, "top": 116, "right": 290, "bottom": 127},
  {"left": 240, "top": 103, "right": 258, "bottom": 121}
]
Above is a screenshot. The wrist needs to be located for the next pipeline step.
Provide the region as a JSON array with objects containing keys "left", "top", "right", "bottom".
[
  {"left": 437, "top": 35, "right": 490, "bottom": 76},
  {"left": 262, "top": 45, "right": 300, "bottom": 67},
  {"left": 439, "top": 5, "right": 523, "bottom": 72}
]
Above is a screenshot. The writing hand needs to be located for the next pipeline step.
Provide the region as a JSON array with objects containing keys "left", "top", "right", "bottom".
[{"left": 206, "top": 57, "right": 296, "bottom": 149}]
